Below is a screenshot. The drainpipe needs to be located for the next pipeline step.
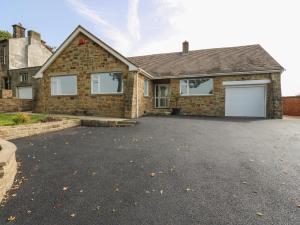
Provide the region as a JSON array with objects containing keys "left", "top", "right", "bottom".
[{"left": 136, "top": 73, "right": 139, "bottom": 118}]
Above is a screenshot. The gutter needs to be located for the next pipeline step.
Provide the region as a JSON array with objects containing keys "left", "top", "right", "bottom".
[{"left": 151, "top": 70, "right": 284, "bottom": 80}]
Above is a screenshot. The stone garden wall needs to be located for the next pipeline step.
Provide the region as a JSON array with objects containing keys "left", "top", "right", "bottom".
[
  {"left": 0, "top": 119, "right": 80, "bottom": 140},
  {"left": 0, "top": 99, "right": 32, "bottom": 112},
  {"left": 0, "top": 139, "right": 17, "bottom": 203}
]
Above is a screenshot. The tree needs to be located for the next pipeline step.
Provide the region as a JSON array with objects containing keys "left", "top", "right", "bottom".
[{"left": 0, "top": 30, "right": 12, "bottom": 41}]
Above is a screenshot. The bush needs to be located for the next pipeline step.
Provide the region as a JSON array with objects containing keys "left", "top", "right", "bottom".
[{"left": 12, "top": 113, "right": 31, "bottom": 124}]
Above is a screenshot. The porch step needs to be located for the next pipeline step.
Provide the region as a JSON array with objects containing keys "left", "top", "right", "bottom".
[
  {"left": 81, "top": 119, "right": 137, "bottom": 127},
  {"left": 145, "top": 111, "right": 172, "bottom": 116}
]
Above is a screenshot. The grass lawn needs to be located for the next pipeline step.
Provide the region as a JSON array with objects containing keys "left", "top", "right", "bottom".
[{"left": 0, "top": 113, "right": 47, "bottom": 126}]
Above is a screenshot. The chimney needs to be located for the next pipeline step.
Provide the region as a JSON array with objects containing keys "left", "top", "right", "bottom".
[
  {"left": 12, "top": 23, "right": 26, "bottom": 38},
  {"left": 28, "top": 30, "right": 41, "bottom": 44},
  {"left": 182, "top": 41, "right": 189, "bottom": 55}
]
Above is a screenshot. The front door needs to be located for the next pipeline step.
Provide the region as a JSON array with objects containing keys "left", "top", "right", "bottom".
[{"left": 155, "top": 84, "right": 170, "bottom": 108}]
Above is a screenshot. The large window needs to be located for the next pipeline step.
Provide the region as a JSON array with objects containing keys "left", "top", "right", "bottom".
[
  {"left": 144, "top": 79, "right": 149, "bottom": 96},
  {"left": 91, "top": 72, "right": 123, "bottom": 94},
  {"left": 180, "top": 78, "right": 213, "bottom": 96},
  {"left": 51, "top": 75, "right": 77, "bottom": 96}
]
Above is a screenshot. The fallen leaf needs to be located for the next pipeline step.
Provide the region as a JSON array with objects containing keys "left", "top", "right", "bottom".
[
  {"left": 256, "top": 212, "right": 263, "bottom": 216},
  {"left": 7, "top": 216, "right": 16, "bottom": 222},
  {"left": 149, "top": 172, "right": 156, "bottom": 177},
  {"left": 70, "top": 213, "right": 76, "bottom": 217},
  {"left": 63, "top": 186, "right": 68, "bottom": 191}
]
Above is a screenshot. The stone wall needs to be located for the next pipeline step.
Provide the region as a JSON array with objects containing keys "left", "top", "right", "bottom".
[
  {"left": 34, "top": 33, "right": 135, "bottom": 118},
  {"left": 136, "top": 74, "right": 154, "bottom": 116},
  {"left": 0, "top": 99, "right": 32, "bottom": 112},
  {"left": 283, "top": 96, "right": 300, "bottom": 116},
  {"left": 169, "top": 73, "right": 282, "bottom": 119},
  {"left": 0, "top": 139, "right": 17, "bottom": 203},
  {"left": 0, "top": 89, "right": 12, "bottom": 99},
  {"left": 0, "top": 119, "right": 80, "bottom": 140}
]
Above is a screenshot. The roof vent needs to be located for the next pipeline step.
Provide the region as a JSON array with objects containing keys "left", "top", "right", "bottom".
[{"left": 182, "top": 41, "right": 189, "bottom": 55}]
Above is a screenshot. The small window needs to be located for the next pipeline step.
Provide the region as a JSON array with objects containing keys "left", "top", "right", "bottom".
[
  {"left": 91, "top": 72, "right": 122, "bottom": 94},
  {"left": 20, "top": 73, "right": 28, "bottom": 82},
  {"left": 0, "top": 46, "right": 4, "bottom": 64},
  {"left": 180, "top": 78, "right": 213, "bottom": 95},
  {"left": 144, "top": 79, "right": 149, "bottom": 96},
  {"left": 51, "top": 75, "right": 77, "bottom": 96}
]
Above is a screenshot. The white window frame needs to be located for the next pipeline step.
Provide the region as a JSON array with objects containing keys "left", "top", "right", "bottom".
[
  {"left": 180, "top": 78, "right": 214, "bottom": 96},
  {"left": 91, "top": 72, "right": 123, "bottom": 94},
  {"left": 51, "top": 75, "right": 77, "bottom": 96},
  {"left": 20, "top": 73, "right": 28, "bottom": 82},
  {"left": 144, "top": 79, "right": 149, "bottom": 96}
]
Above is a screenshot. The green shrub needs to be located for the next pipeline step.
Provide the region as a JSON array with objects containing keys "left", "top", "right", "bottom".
[{"left": 12, "top": 113, "right": 31, "bottom": 124}]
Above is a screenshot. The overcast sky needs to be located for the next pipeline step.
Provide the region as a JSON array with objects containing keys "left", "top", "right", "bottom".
[{"left": 1, "top": 0, "right": 299, "bottom": 96}]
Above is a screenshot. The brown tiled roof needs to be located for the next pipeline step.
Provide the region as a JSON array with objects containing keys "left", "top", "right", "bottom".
[{"left": 128, "top": 44, "right": 283, "bottom": 78}]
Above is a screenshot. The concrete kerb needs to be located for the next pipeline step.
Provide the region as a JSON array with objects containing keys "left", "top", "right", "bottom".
[{"left": 0, "top": 139, "right": 17, "bottom": 203}]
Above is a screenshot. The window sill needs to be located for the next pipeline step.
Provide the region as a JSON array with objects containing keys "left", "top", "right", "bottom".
[
  {"left": 180, "top": 94, "right": 214, "bottom": 97},
  {"left": 51, "top": 95, "right": 78, "bottom": 97},
  {"left": 91, "top": 93, "right": 123, "bottom": 96}
]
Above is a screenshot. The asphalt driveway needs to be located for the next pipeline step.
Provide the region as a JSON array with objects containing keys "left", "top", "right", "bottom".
[{"left": 1, "top": 116, "right": 300, "bottom": 225}]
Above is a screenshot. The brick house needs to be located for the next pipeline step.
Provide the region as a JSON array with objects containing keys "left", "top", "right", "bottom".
[
  {"left": 0, "top": 24, "right": 52, "bottom": 99},
  {"left": 33, "top": 26, "right": 284, "bottom": 119}
]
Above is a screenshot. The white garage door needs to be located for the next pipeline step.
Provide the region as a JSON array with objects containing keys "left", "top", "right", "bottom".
[
  {"left": 17, "top": 87, "right": 32, "bottom": 99},
  {"left": 225, "top": 85, "right": 266, "bottom": 117}
]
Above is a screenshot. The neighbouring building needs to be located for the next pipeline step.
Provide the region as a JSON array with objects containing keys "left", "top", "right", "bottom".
[
  {"left": 33, "top": 26, "right": 284, "bottom": 119},
  {"left": 0, "top": 23, "right": 52, "bottom": 99}
]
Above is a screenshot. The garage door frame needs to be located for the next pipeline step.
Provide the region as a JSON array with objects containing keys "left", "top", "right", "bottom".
[{"left": 223, "top": 79, "right": 270, "bottom": 118}]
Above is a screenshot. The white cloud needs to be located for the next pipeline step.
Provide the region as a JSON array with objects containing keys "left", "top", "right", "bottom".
[
  {"left": 66, "top": 0, "right": 132, "bottom": 53},
  {"left": 127, "top": 0, "right": 140, "bottom": 41}
]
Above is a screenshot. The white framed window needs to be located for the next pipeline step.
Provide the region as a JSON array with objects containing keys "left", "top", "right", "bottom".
[
  {"left": 51, "top": 75, "right": 77, "bottom": 96},
  {"left": 20, "top": 73, "right": 28, "bottom": 82},
  {"left": 91, "top": 72, "right": 123, "bottom": 94},
  {"left": 180, "top": 78, "right": 213, "bottom": 96},
  {"left": 144, "top": 79, "right": 149, "bottom": 96}
]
